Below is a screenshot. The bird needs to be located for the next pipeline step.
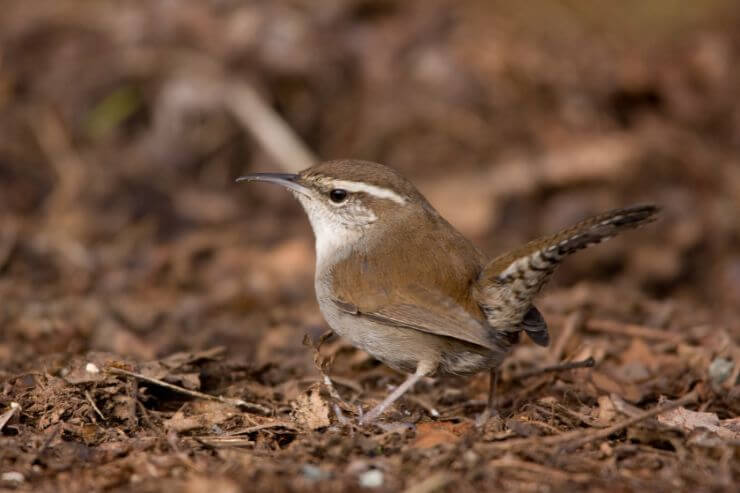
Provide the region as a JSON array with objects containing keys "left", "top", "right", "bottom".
[{"left": 238, "top": 159, "right": 658, "bottom": 424}]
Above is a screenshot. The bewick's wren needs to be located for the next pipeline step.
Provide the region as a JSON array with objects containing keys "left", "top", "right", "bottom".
[{"left": 238, "top": 160, "right": 658, "bottom": 424}]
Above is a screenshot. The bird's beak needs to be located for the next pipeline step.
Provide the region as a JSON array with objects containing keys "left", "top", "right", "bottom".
[{"left": 236, "top": 173, "right": 310, "bottom": 196}]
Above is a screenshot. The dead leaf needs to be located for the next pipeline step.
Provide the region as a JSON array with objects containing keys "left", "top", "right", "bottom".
[
  {"left": 597, "top": 395, "right": 617, "bottom": 425},
  {"left": 62, "top": 353, "right": 123, "bottom": 385},
  {"left": 292, "top": 386, "right": 330, "bottom": 430},
  {"left": 412, "top": 421, "right": 471, "bottom": 449},
  {"left": 620, "top": 338, "right": 657, "bottom": 373},
  {"left": 609, "top": 393, "right": 644, "bottom": 418},
  {"left": 184, "top": 475, "right": 241, "bottom": 493},
  {"left": 657, "top": 405, "right": 739, "bottom": 440},
  {"left": 164, "top": 401, "right": 240, "bottom": 433},
  {"left": 590, "top": 371, "right": 643, "bottom": 402}
]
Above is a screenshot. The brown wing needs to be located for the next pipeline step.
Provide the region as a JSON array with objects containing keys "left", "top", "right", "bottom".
[
  {"left": 330, "top": 284, "right": 500, "bottom": 350},
  {"left": 330, "top": 206, "right": 496, "bottom": 349}
]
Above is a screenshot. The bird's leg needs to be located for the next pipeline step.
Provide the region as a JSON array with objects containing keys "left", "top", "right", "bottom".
[
  {"left": 476, "top": 368, "right": 500, "bottom": 426},
  {"left": 359, "top": 365, "right": 429, "bottom": 424}
]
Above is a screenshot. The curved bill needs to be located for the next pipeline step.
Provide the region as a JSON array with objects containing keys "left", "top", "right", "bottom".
[{"left": 236, "top": 173, "right": 309, "bottom": 196}]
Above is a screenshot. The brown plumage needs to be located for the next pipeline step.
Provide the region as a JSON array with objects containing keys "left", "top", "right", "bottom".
[{"left": 239, "top": 159, "right": 659, "bottom": 422}]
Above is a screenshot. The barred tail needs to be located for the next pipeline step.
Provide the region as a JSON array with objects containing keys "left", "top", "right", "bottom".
[{"left": 477, "top": 205, "right": 659, "bottom": 346}]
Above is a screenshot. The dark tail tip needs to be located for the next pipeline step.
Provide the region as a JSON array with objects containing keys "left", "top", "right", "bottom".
[
  {"left": 613, "top": 204, "right": 660, "bottom": 226},
  {"left": 591, "top": 204, "right": 660, "bottom": 233}
]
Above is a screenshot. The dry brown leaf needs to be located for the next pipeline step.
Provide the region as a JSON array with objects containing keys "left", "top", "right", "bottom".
[
  {"left": 620, "top": 338, "right": 656, "bottom": 370},
  {"left": 164, "top": 401, "right": 240, "bottom": 433},
  {"left": 590, "top": 371, "right": 643, "bottom": 403},
  {"left": 292, "top": 386, "right": 330, "bottom": 430},
  {"left": 62, "top": 354, "right": 115, "bottom": 385},
  {"left": 676, "top": 344, "right": 712, "bottom": 374},
  {"left": 657, "top": 406, "right": 740, "bottom": 440},
  {"left": 597, "top": 395, "right": 617, "bottom": 425},
  {"left": 412, "top": 421, "right": 471, "bottom": 449},
  {"left": 608, "top": 393, "right": 642, "bottom": 418}
]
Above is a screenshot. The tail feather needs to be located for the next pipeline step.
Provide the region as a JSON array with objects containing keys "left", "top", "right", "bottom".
[
  {"left": 522, "top": 306, "right": 549, "bottom": 346},
  {"left": 476, "top": 205, "right": 659, "bottom": 343}
]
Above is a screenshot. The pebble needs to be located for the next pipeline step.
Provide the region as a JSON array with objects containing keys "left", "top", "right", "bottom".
[
  {"left": 1, "top": 472, "right": 24, "bottom": 483},
  {"left": 463, "top": 449, "right": 479, "bottom": 464},
  {"left": 358, "top": 469, "right": 384, "bottom": 488},
  {"left": 301, "top": 464, "right": 328, "bottom": 481},
  {"left": 85, "top": 362, "right": 100, "bottom": 374},
  {"left": 708, "top": 357, "right": 734, "bottom": 385}
]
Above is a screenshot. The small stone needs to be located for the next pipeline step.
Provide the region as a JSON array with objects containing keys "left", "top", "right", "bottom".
[
  {"left": 708, "top": 357, "right": 734, "bottom": 385},
  {"left": 10, "top": 402, "right": 20, "bottom": 410},
  {"left": 85, "top": 362, "right": 100, "bottom": 374},
  {"left": 463, "top": 449, "right": 479, "bottom": 464},
  {"left": 358, "top": 469, "right": 384, "bottom": 488},
  {"left": 301, "top": 464, "right": 328, "bottom": 481},
  {"left": 599, "top": 442, "right": 613, "bottom": 457},
  {"left": 1, "top": 472, "right": 24, "bottom": 483}
]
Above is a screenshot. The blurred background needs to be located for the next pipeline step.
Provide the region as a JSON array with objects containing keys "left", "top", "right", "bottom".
[{"left": 1, "top": 0, "right": 739, "bottom": 371}]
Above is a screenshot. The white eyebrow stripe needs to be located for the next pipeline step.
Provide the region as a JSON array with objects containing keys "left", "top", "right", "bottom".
[{"left": 330, "top": 180, "right": 407, "bottom": 205}]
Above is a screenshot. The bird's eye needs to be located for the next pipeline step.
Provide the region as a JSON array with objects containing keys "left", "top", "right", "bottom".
[{"left": 329, "top": 189, "right": 348, "bottom": 203}]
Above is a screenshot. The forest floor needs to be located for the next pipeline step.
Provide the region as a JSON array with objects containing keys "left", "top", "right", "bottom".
[{"left": 1, "top": 1, "right": 739, "bottom": 491}]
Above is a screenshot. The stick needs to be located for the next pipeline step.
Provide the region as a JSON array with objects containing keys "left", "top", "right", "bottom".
[
  {"left": 85, "top": 390, "right": 106, "bottom": 421},
  {"left": 0, "top": 403, "right": 20, "bottom": 432},
  {"left": 0, "top": 220, "right": 18, "bottom": 272},
  {"left": 488, "top": 390, "right": 698, "bottom": 450},
  {"left": 223, "top": 421, "right": 298, "bottom": 435},
  {"left": 511, "top": 357, "right": 595, "bottom": 380},
  {"left": 487, "top": 456, "right": 591, "bottom": 483},
  {"left": 224, "top": 82, "right": 317, "bottom": 173},
  {"left": 548, "top": 311, "right": 583, "bottom": 364},
  {"left": 106, "top": 367, "right": 271, "bottom": 415},
  {"left": 562, "top": 390, "right": 698, "bottom": 450},
  {"left": 193, "top": 436, "right": 255, "bottom": 448},
  {"left": 583, "top": 317, "right": 683, "bottom": 342}
]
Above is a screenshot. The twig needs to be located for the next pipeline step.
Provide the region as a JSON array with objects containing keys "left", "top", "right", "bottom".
[
  {"left": 580, "top": 317, "right": 683, "bottom": 342},
  {"left": 0, "top": 403, "right": 20, "bottom": 432},
  {"left": 0, "top": 220, "right": 18, "bottom": 272},
  {"left": 321, "top": 374, "right": 344, "bottom": 403},
  {"left": 28, "top": 107, "right": 94, "bottom": 270},
  {"left": 136, "top": 399, "right": 156, "bottom": 431},
  {"left": 511, "top": 357, "right": 595, "bottom": 380},
  {"left": 487, "top": 456, "right": 591, "bottom": 483},
  {"left": 530, "top": 403, "right": 606, "bottom": 429},
  {"left": 36, "top": 423, "right": 62, "bottom": 457},
  {"left": 193, "top": 436, "right": 255, "bottom": 448},
  {"left": 224, "top": 82, "right": 316, "bottom": 173},
  {"left": 85, "top": 390, "right": 106, "bottom": 421},
  {"left": 224, "top": 422, "right": 298, "bottom": 435},
  {"left": 319, "top": 375, "right": 363, "bottom": 394},
  {"left": 106, "top": 367, "right": 271, "bottom": 415},
  {"left": 488, "top": 390, "right": 698, "bottom": 450},
  {"left": 304, "top": 329, "right": 357, "bottom": 424},
  {"left": 548, "top": 311, "right": 583, "bottom": 364},
  {"left": 405, "top": 395, "right": 440, "bottom": 418},
  {"left": 322, "top": 374, "right": 350, "bottom": 425},
  {"left": 562, "top": 390, "right": 698, "bottom": 450}
]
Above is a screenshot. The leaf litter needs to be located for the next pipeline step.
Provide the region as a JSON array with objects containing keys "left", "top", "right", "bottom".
[{"left": 1, "top": 1, "right": 739, "bottom": 491}]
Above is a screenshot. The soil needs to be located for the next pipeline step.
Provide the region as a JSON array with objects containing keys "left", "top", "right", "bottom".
[{"left": 1, "top": 1, "right": 739, "bottom": 492}]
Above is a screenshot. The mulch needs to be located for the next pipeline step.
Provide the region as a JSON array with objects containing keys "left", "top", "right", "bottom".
[{"left": 1, "top": 1, "right": 739, "bottom": 491}]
